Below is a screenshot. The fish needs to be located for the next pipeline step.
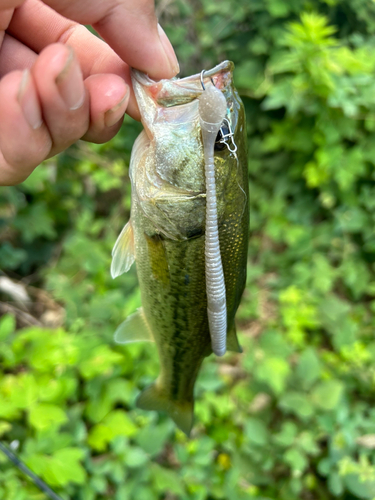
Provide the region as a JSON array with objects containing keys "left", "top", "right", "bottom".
[{"left": 111, "top": 61, "right": 249, "bottom": 435}]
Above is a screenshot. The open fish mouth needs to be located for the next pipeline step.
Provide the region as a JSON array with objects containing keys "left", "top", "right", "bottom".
[{"left": 132, "top": 60, "right": 234, "bottom": 107}]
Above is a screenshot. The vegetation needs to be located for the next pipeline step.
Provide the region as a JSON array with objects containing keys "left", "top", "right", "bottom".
[{"left": 2, "top": 0, "right": 375, "bottom": 498}]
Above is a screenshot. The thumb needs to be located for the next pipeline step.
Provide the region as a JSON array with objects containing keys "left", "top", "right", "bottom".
[{"left": 41, "top": 0, "right": 179, "bottom": 80}]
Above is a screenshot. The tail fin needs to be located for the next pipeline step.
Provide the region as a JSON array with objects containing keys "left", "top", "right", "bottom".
[{"left": 136, "top": 383, "right": 194, "bottom": 436}]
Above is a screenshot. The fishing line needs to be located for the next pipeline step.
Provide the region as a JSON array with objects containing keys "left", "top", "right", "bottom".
[{"left": 0, "top": 441, "right": 65, "bottom": 500}]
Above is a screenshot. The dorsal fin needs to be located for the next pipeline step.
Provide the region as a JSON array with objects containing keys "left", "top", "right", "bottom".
[
  {"left": 114, "top": 308, "right": 154, "bottom": 344},
  {"left": 111, "top": 220, "right": 135, "bottom": 278}
]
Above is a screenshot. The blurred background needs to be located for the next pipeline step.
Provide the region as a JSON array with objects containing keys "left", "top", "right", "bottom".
[{"left": 2, "top": 0, "right": 375, "bottom": 499}]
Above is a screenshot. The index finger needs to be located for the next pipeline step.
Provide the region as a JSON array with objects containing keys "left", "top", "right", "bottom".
[
  {"left": 10, "top": 0, "right": 179, "bottom": 80},
  {"left": 7, "top": 0, "right": 140, "bottom": 116}
]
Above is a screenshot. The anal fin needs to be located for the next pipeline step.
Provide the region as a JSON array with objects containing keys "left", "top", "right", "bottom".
[
  {"left": 136, "top": 383, "right": 194, "bottom": 437},
  {"left": 111, "top": 220, "right": 135, "bottom": 278},
  {"left": 227, "top": 323, "right": 242, "bottom": 353},
  {"left": 114, "top": 308, "right": 154, "bottom": 344}
]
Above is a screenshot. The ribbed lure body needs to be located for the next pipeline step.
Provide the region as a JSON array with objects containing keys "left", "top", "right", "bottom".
[
  {"left": 198, "top": 87, "right": 228, "bottom": 356},
  {"left": 111, "top": 61, "right": 249, "bottom": 435}
]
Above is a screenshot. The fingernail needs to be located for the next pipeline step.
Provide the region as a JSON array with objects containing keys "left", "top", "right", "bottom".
[
  {"left": 157, "top": 23, "right": 180, "bottom": 75},
  {"left": 104, "top": 90, "right": 129, "bottom": 128},
  {"left": 55, "top": 47, "right": 85, "bottom": 110},
  {"left": 17, "top": 69, "right": 43, "bottom": 130}
]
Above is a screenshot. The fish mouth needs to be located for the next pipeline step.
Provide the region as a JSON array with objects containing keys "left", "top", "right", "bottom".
[{"left": 131, "top": 60, "right": 234, "bottom": 107}]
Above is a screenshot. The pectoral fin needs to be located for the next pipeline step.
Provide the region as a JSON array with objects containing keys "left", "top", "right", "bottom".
[
  {"left": 227, "top": 323, "right": 242, "bottom": 353},
  {"left": 111, "top": 220, "right": 135, "bottom": 278},
  {"left": 114, "top": 308, "right": 154, "bottom": 344},
  {"left": 136, "top": 383, "right": 194, "bottom": 436}
]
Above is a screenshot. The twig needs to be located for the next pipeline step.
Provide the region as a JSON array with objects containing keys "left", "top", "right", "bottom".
[
  {"left": 0, "top": 442, "right": 65, "bottom": 500},
  {"left": 0, "top": 302, "right": 42, "bottom": 327}
]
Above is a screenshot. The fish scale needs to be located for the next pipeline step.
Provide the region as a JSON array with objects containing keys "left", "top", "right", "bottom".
[{"left": 111, "top": 61, "right": 249, "bottom": 435}]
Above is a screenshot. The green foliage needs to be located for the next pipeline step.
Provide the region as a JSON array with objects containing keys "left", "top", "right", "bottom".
[{"left": 2, "top": 0, "right": 375, "bottom": 499}]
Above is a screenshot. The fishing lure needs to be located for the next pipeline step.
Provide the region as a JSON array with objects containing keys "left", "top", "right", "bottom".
[{"left": 198, "top": 83, "right": 228, "bottom": 356}]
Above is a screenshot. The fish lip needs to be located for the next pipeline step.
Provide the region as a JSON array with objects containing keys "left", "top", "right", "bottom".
[
  {"left": 175, "top": 60, "right": 234, "bottom": 87},
  {"left": 131, "top": 61, "right": 235, "bottom": 106},
  {"left": 131, "top": 60, "right": 234, "bottom": 87}
]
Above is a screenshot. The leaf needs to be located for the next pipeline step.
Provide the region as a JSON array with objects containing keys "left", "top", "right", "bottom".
[
  {"left": 136, "top": 421, "right": 173, "bottom": 456},
  {"left": 87, "top": 424, "right": 112, "bottom": 452},
  {"left": 2, "top": 373, "right": 38, "bottom": 409},
  {"left": 0, "top": 242, "right": 27, "bottom": 270},
  {"left": 273, "top": 422, "right": 298, "bottom": 447},
  {"left": 85, "top": 392, "right": 112, "bottom": 424},
  {"left": 344, "top": 474, "right": 375, "bottom": 499},
  {"left": 24, "top": 448, "right": 86, "bottom": 487},
  {"left": 13, "top": 201, "right": 56, "bottom": 242},
  {"left": 311, "top": 380, "right": 344, "bottom": 411},
  {"left": 0, "top": 421, "right": 11, "bottom": 437},
  {"left": 123, "top": 447, "right": 149, "bottom": 468},
  {"left": 284, "top": 447, "right": 308, "bottom": 473},
  {"left": 88, "top": 410, "right": 137, "bottom": 451},
  {"left": 14, "top": 327, "right": 79, "bottom": 372},
  {"left": 28, "top": 403, "right": 68, "bottom": 431},
  {"left": 79, "top": 345, "right": 123, "bottom": 379},
  {"left": 312, "top": 254, "right": 335, "bottom": 293},
  {"left": 318, "top": 296, "right": 357, "bottom": 347},
  {"left": 0, "top": 314, "right": 16, "bottom": 341},
  {"left": 256, "top": 356, "right": 291, "bottom": 395},
  {"left": 298, "top": 431, "right": 320, "bottom": 455},
  {"left": 90, "top": 476, "right": 107, "bottom": 493},
  {"left": 151, "top": 464, "right": 185, "bottom": 495},
  {"left": 279, "top": 392, "right": 314, "bottom": 419},
  {"left": 0, "top": 396, "right": 19, "bottom": 419},
  {"left": 48, "top": 448, "right": 86, "bottom": 486},
  {"left": 106, "top": 378, "right": 134, "bottom": 406},
  {"left": 328, "top": 472, "right": 344, "bottom": 496},
  {"left": 296, "top": 348, "right": 321, "bottom": 389},
  {"left": 244, "top": 418, "right": 269, "bottom": 446}
]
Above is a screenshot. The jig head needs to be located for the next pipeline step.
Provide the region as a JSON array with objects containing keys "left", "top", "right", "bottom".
[{"left": 200, "top": 69, "right": 238, "bottom": 158}]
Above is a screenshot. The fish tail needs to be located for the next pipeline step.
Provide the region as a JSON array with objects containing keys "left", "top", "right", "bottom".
[{"left": 136, "top": 383, "right": 194, "bottom": 436}]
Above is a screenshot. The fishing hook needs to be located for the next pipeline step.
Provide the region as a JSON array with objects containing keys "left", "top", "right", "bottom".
[
  {"left": 200, "top": 69, "right": 215, "bottom": 91},
  {"left": 200, "top": 69, "right": 238, "bottom": 158}
]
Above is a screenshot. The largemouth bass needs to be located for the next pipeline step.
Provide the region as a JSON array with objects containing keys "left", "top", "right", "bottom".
[{"left": 111, "top": 61, "right": 249, "bottom": 435}]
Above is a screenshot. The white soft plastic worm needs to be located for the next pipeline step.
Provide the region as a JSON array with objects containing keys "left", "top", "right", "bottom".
[{"left": 198, "top": 86, "right": 227, "bottom": 357}]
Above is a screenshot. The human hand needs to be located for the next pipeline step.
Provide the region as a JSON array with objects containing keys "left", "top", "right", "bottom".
[{"left": 0, "top": 0, "right": 179, "bottom": 185}]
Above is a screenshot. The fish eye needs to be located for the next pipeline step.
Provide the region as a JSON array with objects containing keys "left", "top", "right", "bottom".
[{"left": 214, "top": 122, "right": 230, "bottom": 151}]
